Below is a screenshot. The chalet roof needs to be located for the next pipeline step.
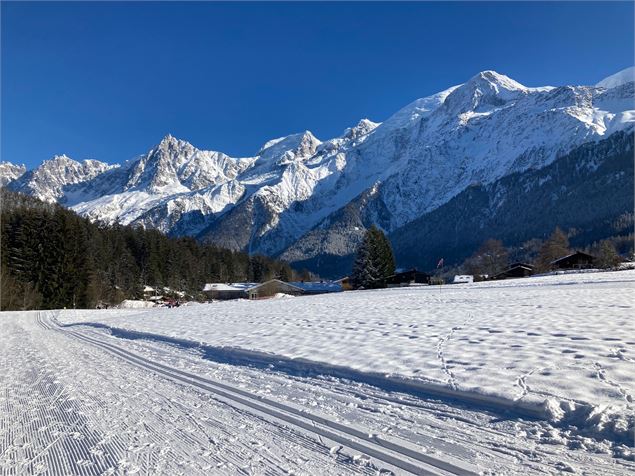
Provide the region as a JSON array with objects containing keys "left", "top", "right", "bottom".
[
  {"left": 509, "top": 262, "right": 534, "bottom": 269},
  {"left": 289, "top": 281, "right": 342, "bottom": 292},
  {"left": 507, "top": 264, "right": 534, "bottom": 271},
  {"left": 550, "top": 251, "right": 596, "bottom": 265},
  {"left": 493, "top": 264, "right": 533, "bottom": 279}
]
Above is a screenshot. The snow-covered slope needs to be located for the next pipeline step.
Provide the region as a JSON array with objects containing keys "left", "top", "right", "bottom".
[
  {"left": 0, "top": 162, "right": 26, "bottom": 186},
  {"left": 597, "top": 66, "right": 635, "bottom": 89},
  {"left": 10, "top": 68, "right": 635, "bottom": 267},
  {"left": 7, "top": 155, "right": 114, "bottom": 203}
]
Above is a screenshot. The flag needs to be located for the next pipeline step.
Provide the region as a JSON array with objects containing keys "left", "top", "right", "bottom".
[{"left": 436, "top": 258, "right": 444, "bottom": 269}]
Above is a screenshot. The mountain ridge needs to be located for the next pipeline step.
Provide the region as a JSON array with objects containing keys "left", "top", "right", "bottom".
[{"left": 3, "top": 68, "right": 634, "bottom": 276}]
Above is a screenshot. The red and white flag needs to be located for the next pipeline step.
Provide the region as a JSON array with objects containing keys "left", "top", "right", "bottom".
[{"left": 436, "top": 258, "right": 444, "bottom": 269}]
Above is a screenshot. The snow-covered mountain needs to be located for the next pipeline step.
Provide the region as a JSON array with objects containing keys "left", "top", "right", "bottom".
[
  {"left": 596, "top": 66, "right": 635, "bottom": 89},
  {"left": 7, "top": 155, "right": 115, "bottom": 203},
  {"left": 0, "top": 162, "right": 26, "bottom": 186},
  {"left": 3, "top": 68, "right": 634, "bottom": 275}
]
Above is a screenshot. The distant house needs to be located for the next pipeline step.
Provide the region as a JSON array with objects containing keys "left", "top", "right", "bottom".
[
  {"left": 289, "top": 281, "right": 343, "bottom": 295},
  {"left": 385, "top": 268, "right": 431, "bottom": 287},
  {"left": 202, "top": 282, "right": 257, "bottom": 300},
  {"left": 453, "top": 275, "right": 474, "bottom": 284},
  {"left": 493, "top": 262, "right": 534, "bottom": 280},
  {"left": 203, "top": 279, "right": 305, "bottom": 300},
  {"left": 246, "top": 280, "right": 304, "bottom": 299},
  {"left": 551, "top": 252, "right": 597, "bottom": 270}
]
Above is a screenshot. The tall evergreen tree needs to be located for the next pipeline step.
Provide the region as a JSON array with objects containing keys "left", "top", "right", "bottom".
[{"left": 351, "top": 225, "right": 396, "bottom": 289}]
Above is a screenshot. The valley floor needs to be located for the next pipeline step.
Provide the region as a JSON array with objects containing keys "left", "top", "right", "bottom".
[{"left": 1, "top": 271, "right": 634, "bottom": 474}]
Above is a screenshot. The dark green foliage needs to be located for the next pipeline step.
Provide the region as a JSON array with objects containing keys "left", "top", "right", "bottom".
[
  {"left": 0, "top": 190, "right": 293, "bottom": 310},
  {"left": 351, "top": 225, "right": 396, "bottom": 289}
]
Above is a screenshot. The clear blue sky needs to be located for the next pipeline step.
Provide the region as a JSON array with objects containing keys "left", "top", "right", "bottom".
[{"left": 2, "top": 1, "right": 633, "bottom": 169}]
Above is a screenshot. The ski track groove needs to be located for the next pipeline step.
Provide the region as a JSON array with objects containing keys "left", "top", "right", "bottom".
[
  {"left": 0, "top": 325, "right": 122, "bottom": 476},
  {"left": 29, "top": 312, "right": 391, "bottom": 476},
  {"left": 38, "top": 311, "right": 478, "bottom": 476}
]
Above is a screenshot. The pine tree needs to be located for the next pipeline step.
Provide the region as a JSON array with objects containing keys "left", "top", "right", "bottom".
[
  {"left": 351, "top": 233, "right": 375, "bottom": 289},
  {"left": 351, "top": 225, "right": 395, "bottom": 289},
  {"left": 375, "top": 228, "right": 396, "bottom": 278}
]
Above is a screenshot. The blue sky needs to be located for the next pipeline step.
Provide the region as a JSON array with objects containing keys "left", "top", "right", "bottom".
[{"left": 2, "top": 1, "right": 633, "bottom": 169}]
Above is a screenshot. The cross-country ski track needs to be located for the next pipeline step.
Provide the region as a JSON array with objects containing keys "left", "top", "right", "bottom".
[
  {"left": 1, "top": 307, "right": 632, "bottom": 475},
  {"left": 36, "top": 311, "right": 475, "bottom": 475}
]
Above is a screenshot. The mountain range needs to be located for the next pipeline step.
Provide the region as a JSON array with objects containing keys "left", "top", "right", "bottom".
[{"left": 3, "top": 67, "right": 634, "bottom": 277}]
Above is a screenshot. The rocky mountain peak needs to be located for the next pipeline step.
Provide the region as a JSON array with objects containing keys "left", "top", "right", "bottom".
[
  {"left": 443, "top": 70, "right": 527, "bottom": 114},
  {"left": 0, "top": 161, "right": 27, "bottom": 186},
  {"left": 343, "top": 119, "right": 380, "bottom": 140}
]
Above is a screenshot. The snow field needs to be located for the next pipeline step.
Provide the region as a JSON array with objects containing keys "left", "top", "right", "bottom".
[
  {"left": 1, "top": 313, "right": 371, "bottom": 475},
  {"left": 59, "top": 271, "right": 635, "bottom": 452}
]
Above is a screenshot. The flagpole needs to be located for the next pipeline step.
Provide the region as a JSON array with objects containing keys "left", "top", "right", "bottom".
[{"left": 436, "top": 258, "right": 444, "bottom": 296}]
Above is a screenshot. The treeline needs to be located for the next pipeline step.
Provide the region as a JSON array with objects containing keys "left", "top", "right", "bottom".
[{"left": 0, "top": 190, "right": 293, "bottom": 310}]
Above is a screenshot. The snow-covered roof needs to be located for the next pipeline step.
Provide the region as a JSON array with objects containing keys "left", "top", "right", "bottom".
[
  {"left": 202, "top": 283, "right": 258, "bottom": 292},
  {"left": 289, "top": 281, "right": 342, "bottom": 293}
]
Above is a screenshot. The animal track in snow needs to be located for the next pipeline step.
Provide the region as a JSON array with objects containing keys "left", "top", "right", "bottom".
[{"left": 436, "top": 314, "right": 474, "bottom": 390}]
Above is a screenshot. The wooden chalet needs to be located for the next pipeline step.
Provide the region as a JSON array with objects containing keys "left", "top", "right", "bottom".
[
  {"left": 246, "top": 280, "right": 304, "bottom": 299},
  {"left": 493, "top": 262, "right": 534, "bottom": 280},
  {"left": 385, "top": 268, "right": 431, "bottom": 287},
  {"left": 551, "top": 252, "right": 597, "bottom": 270}
]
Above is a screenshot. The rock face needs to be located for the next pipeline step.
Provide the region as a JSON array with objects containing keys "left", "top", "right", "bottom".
[{"left": 3, "top": 69, "right": 634, "bottom": 276}]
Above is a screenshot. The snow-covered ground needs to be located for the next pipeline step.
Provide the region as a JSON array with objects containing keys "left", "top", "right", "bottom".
[
  {"left": 2, "top": 271, "right": 634, "bottom": 474},
  {"left": 60, "top": 271, "right": 635, "bottom": 442}
]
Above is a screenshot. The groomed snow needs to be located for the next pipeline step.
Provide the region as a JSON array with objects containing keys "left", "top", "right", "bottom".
[{"left": 60, "top": 270, "right": 635, "bottom": 451}]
